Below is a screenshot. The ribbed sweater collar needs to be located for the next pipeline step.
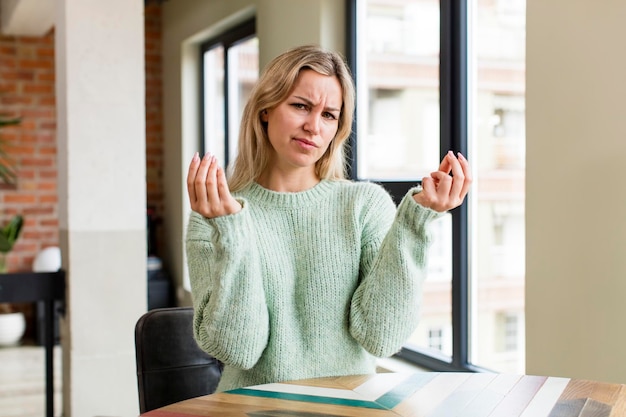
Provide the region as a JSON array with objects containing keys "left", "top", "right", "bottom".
[{"left": 241, "top": 179, "right": 336, "bottom": 208}]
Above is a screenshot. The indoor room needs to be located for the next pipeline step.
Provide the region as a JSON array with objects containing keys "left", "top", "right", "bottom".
[{"left": 0, "top": 0, "right": 625, "bottom": 416}]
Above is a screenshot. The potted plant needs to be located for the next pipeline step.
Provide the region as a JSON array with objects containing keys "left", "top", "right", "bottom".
[
  {"left": 0, "top": 105, "right": 27, "bottom": 345},
  {"left": 0, "top": 214, "right": 23, "bottom": 273},
  {"left": 0, "top": 108, "right": 22, "bottom": 274},
  {"left": 0, "top": 214, "right": 26, "bottom": 345},
  {"left": 0, "top": 105, "right": 23, "bottom": 273}
]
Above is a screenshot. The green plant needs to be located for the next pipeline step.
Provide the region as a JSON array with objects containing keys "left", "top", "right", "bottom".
[
  {"left": 0, "top": 104, "right": 23, "bottom": 314},
  {"left": 0, "top": 214, "right": 23, "bottom": 273},
  {"left": 0, "top": 214, "right": 22, "bottom": 313},
  {"left": 0, "top": 104, "right": 23, "bottom": 273},
  {"left": 0, "top": 115, "right": 20, "bottom": 185}
]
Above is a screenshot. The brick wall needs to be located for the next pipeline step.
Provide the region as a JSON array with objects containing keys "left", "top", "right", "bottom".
[
  {"left": 0, "top": 29, "right": 58, "bottom": 272},
  {"left": 145, "top": 3, "right": 165, "bottom": 258},
  {"left": 0, "top": 3, "right": 164, "bottom": 272}
]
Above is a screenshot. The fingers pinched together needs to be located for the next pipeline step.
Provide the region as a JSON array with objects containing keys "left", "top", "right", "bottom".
[
  {"left": 187, "top": 152, "right": 242, "bottom": 218},
  {"left": 413, "top": 151, "right": 472, "bottom": 213}
]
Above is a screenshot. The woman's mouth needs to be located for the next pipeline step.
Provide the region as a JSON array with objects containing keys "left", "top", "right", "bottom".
[{"left": 294, "top": 138, "right": 317, "bottom": 148}]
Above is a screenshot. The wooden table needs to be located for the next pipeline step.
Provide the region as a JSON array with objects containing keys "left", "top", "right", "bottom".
[{"left": 139, "top": 371, "right": 626, "bottom": 417}]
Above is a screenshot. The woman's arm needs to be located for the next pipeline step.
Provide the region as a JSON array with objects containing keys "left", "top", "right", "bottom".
[
  {"left": 350, "top": 151, "right": 471, "bottom": 356},
  {"left": 185, "top": 152, "right": 269, "bottom": 368},
  {"left": 349, "top": 188, "right": 442, "bottom": 357},
  {"left": 186, "top": 208, "right": 269, "bottom": 370}
]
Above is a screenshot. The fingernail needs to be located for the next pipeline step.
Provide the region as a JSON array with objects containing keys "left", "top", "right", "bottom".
[
  {"left": 458, "top": 152, "right": 466, "bottom": 160},
  {"left": 192, "top": 152, "right": 199, "bottom": 161}
]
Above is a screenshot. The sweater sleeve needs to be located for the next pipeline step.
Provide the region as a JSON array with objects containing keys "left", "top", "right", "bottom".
[
  {"left": 349, "top": 186, "right": 443, "bottom": 357},
  {"left": 185, "top": 204, "right": 269, "bottom": 369}
]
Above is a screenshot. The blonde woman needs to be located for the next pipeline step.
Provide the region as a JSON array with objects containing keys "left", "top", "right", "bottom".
[{"left": 186, "top": 45, "right": 471, "bottom": 391}]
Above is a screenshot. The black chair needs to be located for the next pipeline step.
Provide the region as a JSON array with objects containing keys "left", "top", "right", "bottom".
[{"left": 134, "top": 307, "right": 223, "bottom": 413}]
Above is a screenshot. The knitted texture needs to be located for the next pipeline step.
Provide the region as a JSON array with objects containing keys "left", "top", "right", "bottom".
[{"left": 185, "top": 179, "right": 442, "bottom": 391}]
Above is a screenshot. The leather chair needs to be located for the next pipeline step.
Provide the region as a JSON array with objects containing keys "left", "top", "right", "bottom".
[{"left": 134, "top": 307, "right": 223, "bottom": 413}]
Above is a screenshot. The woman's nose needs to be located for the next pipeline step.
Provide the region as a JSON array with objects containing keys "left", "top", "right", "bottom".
[{"left": 303, "top": 114, "right": 320, "bottom": 135}]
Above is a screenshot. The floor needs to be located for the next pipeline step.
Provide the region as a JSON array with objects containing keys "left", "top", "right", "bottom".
[{"left": 0, "top": 344, "right": 62, "bottom": 417}]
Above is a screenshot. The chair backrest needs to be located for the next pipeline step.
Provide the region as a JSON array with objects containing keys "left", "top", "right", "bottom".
[{"left": 134, "top": 307, "right": 223, "bottom": 413}]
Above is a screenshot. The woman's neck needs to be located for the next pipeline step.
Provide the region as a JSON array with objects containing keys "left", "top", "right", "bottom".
[{"left": 256, "top": 167, "right": 320, "bottom": 193}]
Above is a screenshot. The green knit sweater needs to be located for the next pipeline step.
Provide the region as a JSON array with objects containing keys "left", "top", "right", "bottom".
[{"left": 185, "top": 179, "right": 442, "bottom": 391}]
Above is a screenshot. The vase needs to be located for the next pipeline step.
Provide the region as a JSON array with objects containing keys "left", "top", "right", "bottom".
[{"left": 0, "top": 312, "right": 26, "bottom": 346}]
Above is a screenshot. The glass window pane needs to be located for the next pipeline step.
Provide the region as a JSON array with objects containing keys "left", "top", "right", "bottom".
[
  {"left": 469, "top": 0, "right": 526, "bottom": 373},
  {"left": 357, "top": 0, "right": 441, "bottom": 181},
  {"left": 406, "top": 213, "right": 453, "bottom": 359},
  {"left": 358, "top": 0, "right": 451, "bottom": 362},
  {"left": 203, "top": 45, "right": 225, "bottom": 165},
  {"left": 227, "top": 37, "right": 259, "bottom": 168}
]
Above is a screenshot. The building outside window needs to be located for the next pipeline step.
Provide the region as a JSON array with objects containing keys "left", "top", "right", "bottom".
[{"left": 428, "top": 327, "right": 444, "bottom": 352}]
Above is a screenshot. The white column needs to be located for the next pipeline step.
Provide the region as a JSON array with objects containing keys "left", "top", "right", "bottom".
[{"left": 55, "top": 0, "right": 146, "bottom": 415}]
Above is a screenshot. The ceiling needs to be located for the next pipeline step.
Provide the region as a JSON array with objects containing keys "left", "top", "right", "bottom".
[{"left": 1, "top": 0, "right": 54, "bottom": 36}]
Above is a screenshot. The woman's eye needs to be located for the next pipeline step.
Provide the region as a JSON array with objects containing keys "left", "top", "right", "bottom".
[
  {"left": 292, "top": 103, "right": 307, "bottom": 110},
  {"left": 323, "top": 112, "right": 337, "bottom": 120}
]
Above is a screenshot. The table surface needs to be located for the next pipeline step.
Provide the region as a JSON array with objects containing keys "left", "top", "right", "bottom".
[{"left": 140, "top": 372, "right": 626, "bottom": 417}]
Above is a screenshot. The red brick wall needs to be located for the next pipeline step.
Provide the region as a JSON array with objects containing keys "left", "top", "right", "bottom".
[
  {"left": 0, "top": 29, "right": 58, "bottom": 272},
  {"left": 0, "top": 4, "right": 164, "bottom": 272},
  {"left": 145, "top": 3, "right": 165, "bottom": 258}
]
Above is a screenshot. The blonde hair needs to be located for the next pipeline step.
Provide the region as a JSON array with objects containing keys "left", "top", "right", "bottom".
[{"left": 228, "top": 45, "right": 355, "bottom": 192}]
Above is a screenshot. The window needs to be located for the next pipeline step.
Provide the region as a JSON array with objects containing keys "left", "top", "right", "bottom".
[
  {"left": 348, "top": 0, "right": 526, "bottom": 373},
  {"left": 200, "top": 19, "right": 258, "bottom": 169},
  {"left": 428, "top": 328, "right": 444, "bottom": 351}
]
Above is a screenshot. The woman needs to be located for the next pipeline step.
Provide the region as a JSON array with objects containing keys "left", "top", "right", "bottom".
[{"left": 186, "top": 45, "right": 471, "bottom": 391}]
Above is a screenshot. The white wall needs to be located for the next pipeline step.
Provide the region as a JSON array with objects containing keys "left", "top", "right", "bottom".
[
  {"left": 526, "top": 0, "right": 626, "bottom": 383},
  {"left": 161, "top": 0, "right": 346, "bottom": 305}
]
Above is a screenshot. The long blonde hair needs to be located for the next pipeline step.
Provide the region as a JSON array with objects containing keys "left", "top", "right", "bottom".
[{"left": 228, "top": 45, "right": 355, "bottom": 192}]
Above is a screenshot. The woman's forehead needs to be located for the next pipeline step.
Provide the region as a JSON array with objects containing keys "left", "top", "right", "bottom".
[{"left": 290, "top": 69, "right": 343, "bottom": 108}]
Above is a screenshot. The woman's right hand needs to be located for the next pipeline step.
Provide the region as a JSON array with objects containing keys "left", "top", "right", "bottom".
[{"left": 187, "top": 152, "right": 242, "bottom": 218}]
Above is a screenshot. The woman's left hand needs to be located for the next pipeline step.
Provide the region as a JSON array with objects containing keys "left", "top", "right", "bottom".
[{"left": 413, "top": 151, "right": 472, "bottom": 212}]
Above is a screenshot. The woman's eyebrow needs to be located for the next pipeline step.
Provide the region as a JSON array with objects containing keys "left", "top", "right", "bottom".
[{"left": 293, "top": 95, "right": 341, "bottom": 113}]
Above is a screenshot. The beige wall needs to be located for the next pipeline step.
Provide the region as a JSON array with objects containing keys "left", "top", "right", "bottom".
[
  {"left": 526, "top": 0, "right": 626, "bottom": 383},
  {"left": 161, "top": 0, "right": 346, "bottom": 306}
]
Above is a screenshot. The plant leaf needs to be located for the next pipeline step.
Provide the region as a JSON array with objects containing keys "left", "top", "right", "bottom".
[
  {"left": 0, "top": 114, "right": 21, "bottom": 185},
  {"left": 0, "top": 234, "right": 10, "bottom": 252},
  {"left": 0, "top": 215, "right": 23, "bottom": 253}
]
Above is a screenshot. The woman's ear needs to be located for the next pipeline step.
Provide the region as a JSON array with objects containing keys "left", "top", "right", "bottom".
[{"left": 261, "top": 109, "right": 268, "bottom": 122}]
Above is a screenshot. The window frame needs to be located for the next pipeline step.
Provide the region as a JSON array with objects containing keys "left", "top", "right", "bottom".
[
  {"left": 346, "top": 0, "right": 483, "bottom": 373},
  {"left": 199, "top": 18, "right": 256, "bottom": 166}
]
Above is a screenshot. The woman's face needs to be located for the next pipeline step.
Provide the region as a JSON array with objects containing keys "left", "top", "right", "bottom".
[{"left": 262, "top": 69, "right": 342, "bottom": 175}]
